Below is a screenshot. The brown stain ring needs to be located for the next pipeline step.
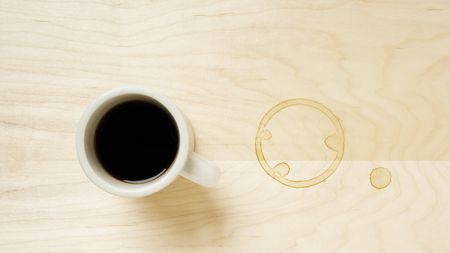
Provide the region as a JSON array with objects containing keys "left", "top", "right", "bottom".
[{"left": 255, "top": 99, "right": 345, "bottom": 188}]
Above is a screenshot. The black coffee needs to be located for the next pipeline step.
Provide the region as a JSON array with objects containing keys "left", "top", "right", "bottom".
[{"left": 94, "top": 100, "right": 179, "bottom": 183}]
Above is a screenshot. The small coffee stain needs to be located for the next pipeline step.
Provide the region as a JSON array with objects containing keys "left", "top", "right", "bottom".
[
  {"left": 261, "top": 129, "right": 272, "bottom": 140},
  {"left": 255, "top": 98, "right": 345, "bottom": 188},
  {"left": 273, "top": 162, "right": 290, "bottom": 177},
  {"left": 324, "top": 134, "right": 341, "bottom": 152},
  {"left": 370, "top": 167, "right": 392, "bottom": 189}
]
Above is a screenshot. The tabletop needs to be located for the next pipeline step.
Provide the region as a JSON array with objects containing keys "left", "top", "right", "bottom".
[{"left": 1, "top": 1, "right": 450, "bottom": 252}]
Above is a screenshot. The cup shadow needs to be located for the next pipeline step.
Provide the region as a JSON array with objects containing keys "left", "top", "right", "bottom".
[{"left": 131, "top": 177, "right": 227, "bottom": 246}]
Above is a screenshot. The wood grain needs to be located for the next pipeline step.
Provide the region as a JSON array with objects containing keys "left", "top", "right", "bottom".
[{"left": 1, "top": 0, "right": 449, "bottom": 252}]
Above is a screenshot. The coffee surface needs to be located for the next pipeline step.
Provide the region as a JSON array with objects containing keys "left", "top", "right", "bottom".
[{"left": 94, "top": 100, "right": 179, "bottom": 183}]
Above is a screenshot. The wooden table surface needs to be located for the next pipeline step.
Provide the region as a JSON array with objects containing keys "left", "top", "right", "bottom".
[{"left": 1, "top": 1, "right": 450, "bottom": 252}]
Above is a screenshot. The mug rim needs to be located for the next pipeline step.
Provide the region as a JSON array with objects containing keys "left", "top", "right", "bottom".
[{"left": 76, "top": 87, "right": 190, "bottom": 197}]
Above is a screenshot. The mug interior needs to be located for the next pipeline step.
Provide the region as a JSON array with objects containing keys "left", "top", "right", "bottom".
[{"left": 77, "top": 89, "right": 190, "bottom": 197}]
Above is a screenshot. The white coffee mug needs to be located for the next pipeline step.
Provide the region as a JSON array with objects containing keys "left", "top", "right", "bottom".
[{"left": 76, "top": 87, "right": 220, "bottom": 197}]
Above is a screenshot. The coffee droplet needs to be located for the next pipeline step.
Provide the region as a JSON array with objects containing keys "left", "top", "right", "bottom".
[
  {"left": 324, "top": 134, "right": 340, "bottom": 151},
  {"left": 262, "top": 129, "right": 272, "bottom": 140},
  {"left": 370, "top": 167, "right": 392, "bottom": 189},
  {"left": 273, "top": 162, "right": 290, "bottom": 177}
]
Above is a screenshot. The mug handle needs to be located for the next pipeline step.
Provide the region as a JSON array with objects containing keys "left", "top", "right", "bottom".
[{"left": 180, "top": 153, "right": 220, "bottom": 187}]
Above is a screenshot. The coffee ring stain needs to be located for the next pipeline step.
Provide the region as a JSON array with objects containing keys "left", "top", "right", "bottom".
[{"left": 255, "top": 98, "right": 345, "bottom": 188}]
